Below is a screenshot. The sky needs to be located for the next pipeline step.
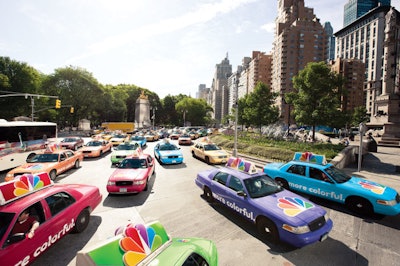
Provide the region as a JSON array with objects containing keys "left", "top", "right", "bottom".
[{"left": 1, "top": 0, "right": 400, "bottom": 98}]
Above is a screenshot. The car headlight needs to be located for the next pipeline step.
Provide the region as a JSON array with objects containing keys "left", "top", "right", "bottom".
[
  {"left": 107, "top": 181, "right": 115, "bottom": 186},
  {"left": 324, "top": 213, "right": 329, "bottom": 221},
  {"left": 377, "top": 199, "right": 397, "bottom": 206},
  {"left": 133, "top": 180, "right": 146, "bottom": 185},
  {"left": 282, "top": 224, "right": 310, "bottom": 234}
]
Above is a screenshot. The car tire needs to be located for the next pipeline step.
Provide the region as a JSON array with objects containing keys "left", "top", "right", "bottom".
[
  {"left": 192, "top": 151, "right": 196, "bottom": 158},
  {"left": 49, "top": 170, "right": 57, "bottom": 181},
  {"left": 256, "top": 217, "right": 279, "bottom": 244},
  {"left": 346, "top": 197, "right": 373, "bottom": 216},
  {"left": 205, "top": 157, "right": 210, "bottom": 165},
  {"left": 73, "top": 209, "right": 90, "bottom": 233},
  {"left": 275, "top": 178, "right": 289, "bottom": 190},
  {"left": 144, "top": 178, "right": 149, "bottom": 191},
  {"left": 99, "top": 150, "right": 103, "bottom": 157},
  {"left": 203, "top": 187, "right": 214, "bottom": 203},
  {"left": 74, "top": 160, "right": 80, "bottom": 169}
]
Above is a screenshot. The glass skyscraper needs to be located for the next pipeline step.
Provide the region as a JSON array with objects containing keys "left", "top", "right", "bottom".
[{"left": 343, "top": 0, "right": 391, "bottom": 27}]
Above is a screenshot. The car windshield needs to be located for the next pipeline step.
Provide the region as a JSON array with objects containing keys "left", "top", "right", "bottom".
[
  {"left": 0, "top": 212, "right": 15, "bottom": 241},
  {"left": 204, "top": 144, "right": 220, "bottom": 151},
  {"left": 131, "top": 136, "right": 144, "bottom": 140},
  {"left": 244, "top": 174, "right": 283, "bottom": 198},
  {"left": 325, "top": 166, "right": 352, "bottom": 183},
  {"left": 159, "top": 144, "right": 178, "bottom": 151},
  {"left": 119, "top": 158, "right": 147, "bottom": 169},
  {"left": 62, "top": 138, "right": 78, "bottom": 142},
  {"left": 86, "top": 141, "right": 102, "bottom": 147},
  {"left": 29, "top": 153, "right": 59, "bottom": 163},
  {"left": 116, "top": 144, "right": 138, "bottom": 150},
  {"left": 113, "top": 134, "right": 126, "bottom": 138}
]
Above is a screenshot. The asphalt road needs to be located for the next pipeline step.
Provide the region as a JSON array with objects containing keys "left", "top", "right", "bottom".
[{"left": 1, "top": 138, "right": 400, "bottom": 266}]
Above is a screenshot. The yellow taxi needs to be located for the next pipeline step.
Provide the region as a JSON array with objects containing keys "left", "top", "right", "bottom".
[
  {"left": 190, "top": 138, "right": 229, "bottom": 165},
  {"left": 5, "top": 144, "right": 83, "bottom": 181}
]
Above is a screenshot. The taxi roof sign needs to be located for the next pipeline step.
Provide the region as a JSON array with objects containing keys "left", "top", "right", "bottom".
[
  {"left": 293, "top": 152, "right": 327, "bottom": 165},
  {"left": 0, "top": 172, "right": 53, "bottom": 205},
  {"left": 226, "top": 157, "right": 258, "bottom": 174}
]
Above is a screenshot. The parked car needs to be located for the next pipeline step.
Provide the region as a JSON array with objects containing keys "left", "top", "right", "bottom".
[
  {"left": 195, "top": 157, "right": 333, "bottom": 247},
  {"left": 110, "top": 142, "right": 140, "bottom": 165},
  {"left": 107, "top": 152, "right": 155, "bottom": 194},
  {"left": 144, "top": 132, "right": 159, "bottom": 142},
  {"left": 109, "top": 133, "right": 129, "bottom": 146},
  {"left": 263, "top": 152, "right": 400, "bottom": 216},
  {"left": 59, "top": 136, "right": 84, "bottom": 151},
  {"left": 80, "top": 139, "right": 112, "bottom": 158},
  {"left": 154, "top": 139, "right": 183, "bottom": 165},
  {"left": 191, "top": 138, "right": 228, "bottom": 164},
  {"left": 5, "top": 146, "right": 83, "bottom": 181},
  {"left": 76, "top": 221, "right": 218, "bottom": 266},
  {"left": 0, "top": 172, "right": 102, "bottom": 266}
]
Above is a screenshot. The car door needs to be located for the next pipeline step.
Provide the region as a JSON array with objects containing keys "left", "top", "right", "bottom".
[
  {"left": 306, "top": 167, "right": 343, "bottom": 202},
  {"left": 64, "top": 151, "right": 76, "bottom": 170},
  {"left": 209, "top": 171, "right": 230, "bottom": 204}
]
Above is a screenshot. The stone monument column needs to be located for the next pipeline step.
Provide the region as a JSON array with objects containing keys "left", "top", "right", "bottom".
[{"left": 135, "top": 91, "right": 151, "bottom": 129}]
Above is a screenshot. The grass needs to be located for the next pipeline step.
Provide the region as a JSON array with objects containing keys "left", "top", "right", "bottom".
[{"left": 209, "top": 134, "right": 345, "bottom": 162}]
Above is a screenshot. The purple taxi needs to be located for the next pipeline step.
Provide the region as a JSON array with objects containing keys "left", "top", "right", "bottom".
[{"left": 195, "top": 157, "right": 333, "bottom": 248}]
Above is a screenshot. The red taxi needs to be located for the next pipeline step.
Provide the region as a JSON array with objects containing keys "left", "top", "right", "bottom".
[
  {"left": 5, "top": 145, "right": 84, "bottom": 181},
  {"left": 106, "top": 151, "right": 155, "bottom": 194},
  {"left": 80, "top": 139, "right": 112, "bottom": 158},
  {"left": 0, "top": 172, "right": 102, "bottom": 266}
]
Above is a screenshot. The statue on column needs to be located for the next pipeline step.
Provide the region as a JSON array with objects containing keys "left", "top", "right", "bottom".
[{"left": 135, "top": 91, "right": 151, "bottom": 129}]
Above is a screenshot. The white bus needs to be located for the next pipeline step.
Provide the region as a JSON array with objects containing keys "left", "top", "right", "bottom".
[{"left": 0, "top": 120, "right": 58, "bottom": 171}]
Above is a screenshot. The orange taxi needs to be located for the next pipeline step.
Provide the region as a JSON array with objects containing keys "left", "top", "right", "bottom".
[
  {"left": 5, "top": 145, "right": 83, "bottom": 181},
  {"left": 80, "top": 139, "right": 112, "bottom": 158}
]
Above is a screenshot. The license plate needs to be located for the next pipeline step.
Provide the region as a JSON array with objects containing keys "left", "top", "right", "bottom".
[
  {"left": 171, "top": 160, "right": 176, "bottom": 163},
  {"left": 320, "top": 233, "right": 328, "bottom": 242},
  {"left": 119, "top": 188, "right": 127, "bottom": 192}
]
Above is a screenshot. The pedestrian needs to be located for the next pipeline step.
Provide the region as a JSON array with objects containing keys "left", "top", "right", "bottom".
[{"left": 11, "top": 209, "right": 39, "bottom": 239}]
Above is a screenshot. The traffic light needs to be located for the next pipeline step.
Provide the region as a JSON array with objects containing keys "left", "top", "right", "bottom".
[
  {"left": 70, "top": 107, "right": 74, "bottom": 113},
  {"left": 55, "top": 99, "right": 61, "bottom": 109}
]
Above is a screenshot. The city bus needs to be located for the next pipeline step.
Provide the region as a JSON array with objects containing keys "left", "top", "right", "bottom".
[{"left": 0, "top": 120, "right": 58, "bottom": 171}]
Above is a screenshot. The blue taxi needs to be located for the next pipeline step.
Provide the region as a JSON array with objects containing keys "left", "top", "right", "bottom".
[
  {"left": 263, "top": 152, "right": 400, "bottom": 216},
  {"left": 195, "top": 157, "right": 333, "bottom": 248},
  {"left": 154, "top": 139, "right": 183, "bottom": 165}
]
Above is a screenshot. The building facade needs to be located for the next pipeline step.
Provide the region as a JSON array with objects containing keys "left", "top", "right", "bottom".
[
  {"left": 272, "top": 0, "right": 328, "bottom": 124},
  {"left": 344, "top": 0, "right": 391, "bottom": 27}
]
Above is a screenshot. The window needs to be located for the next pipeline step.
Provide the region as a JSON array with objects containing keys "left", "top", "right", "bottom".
[
  {"left": 45, "top": 192, "right": 76, "bottom": 216},
  {"left": 182, "top": 253, "right": 209, "bottom": 266},
  {"left": 228, "top": 176, "right": 243, "bottom": 192},
  {"left": 287, "top": 165, "right": 306, "bottom": 176},
  {"left": 213, "top": 172, "right": 228, "bottom": 185}
]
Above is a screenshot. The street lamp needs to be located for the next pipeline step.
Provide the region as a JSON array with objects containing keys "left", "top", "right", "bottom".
[{"left": 233, "top": 76, "right": 239, "bottom": 157}]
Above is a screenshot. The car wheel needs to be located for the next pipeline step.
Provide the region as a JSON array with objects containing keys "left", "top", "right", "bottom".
[
  {"left": 256, "top": 217, "right": 279, "bottom": 244},
  {"left": 275, "top": 178, "right": 289, "bottom": 190},
  {"left": 205, "top": 157, "right": 210, "bottom": 165},
  {"left": 73, "top": 209, "right": 90, "bottom": 233},
  {"left": 74, "top": 160, "right": 80, "bottom": 169},
  {"left": 144, "top": 178, "right": 149, "bottom": 191},
  {"left": 49, "top": 170, "right": 57, "bottom": 181},
  {"left": 99, "top": 150, "right": 103, "bottom": 157},
  {"left": 203, "top": 187, "right": 214, "bottom": 203},
  {"left": 192, "top": 151, "right": 196, "bottom": 158},
  {"left": 346, "top": 197, "right": 373, "bottom": 216}
]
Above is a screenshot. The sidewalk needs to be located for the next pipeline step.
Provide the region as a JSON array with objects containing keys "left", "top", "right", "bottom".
[{"left": 341, "top": 145, "right": 400, "bottom": 192}]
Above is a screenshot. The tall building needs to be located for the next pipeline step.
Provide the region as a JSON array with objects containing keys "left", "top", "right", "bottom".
[
  {"left": 272, "top": 0, "right": 328, "bottom": 124},
  {"left": 335, "top": 5, "right": 400, "bottom": 140},
  {"left": 196, "top": 84, "right": 209, "bottom": 101},
  {"left": 343, "top": 0, "right": 391, "bottom": 27},
  {"left": 324, "top": 22, "right": 336, "bottom": 61},
  {"left": 247, "top": 51, "right": 273, "bottom": 93},
  {"left": 209, "top": 55, "right": 232, "bottom": 126},
  {"left": 330, "top": 58, "right": 365, "bottom": 112}
]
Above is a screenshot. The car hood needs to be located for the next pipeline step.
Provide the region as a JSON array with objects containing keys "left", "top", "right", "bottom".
[
  {"left": 81, "top": 146, "right": 100, "bottom": 151},
  {"left": 251, "top": 189, "right": 326, "bottom": 225},
  {"left": 263, "top": 162, "right": 285, "bottom": 171},
  {"left": 108, "top": 169, "right": 147, "bottom": 181},
  {"left": 344, "top": 176, "right": 398, "bottom": 200},
  {"left": 11, "top": 162, "right": 56, "bottom": 173},
  {"left": 112, "top": 150, "right": 136, "bottom": 156},
  {"left": 205, "top": 150, "right": 228, "bottom": 156},
  {"left": 158, "top": 150, "right": 182, "bottom": 156}
]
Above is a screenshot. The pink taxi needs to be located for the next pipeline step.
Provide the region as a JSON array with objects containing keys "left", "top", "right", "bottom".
[{"left": 0, "top": 172, "right": 102, "bottom": 266}]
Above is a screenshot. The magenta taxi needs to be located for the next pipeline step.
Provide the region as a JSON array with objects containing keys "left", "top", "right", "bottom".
[{"left": 0, "top": 172, "right": 102, "bottom": 266}]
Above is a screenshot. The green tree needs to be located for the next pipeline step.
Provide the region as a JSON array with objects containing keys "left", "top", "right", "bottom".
[
  {"left": 0, "top": 57, "right": 43, "bottom": 120},
  {"left": 352, "top": 106, "right": 369, "bottom": 126},
  {"left": 286, "top": 62, "right": 344, "bottom": 141},
  {"left": 175, "top": 97, "right": 212, "bottom": 126},
  {"left": 242, "top": 82, "right": 279, "bottom": 132}
]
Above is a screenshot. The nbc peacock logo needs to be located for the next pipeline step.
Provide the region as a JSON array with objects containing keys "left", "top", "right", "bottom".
[
  {"left": 117, "top": 223, "right": 167, "bottom": 266},
  {"left": 359, "top": 180, "right": 386, "bottom": 195},
  {"left": 300, "top": 152, "right": 317, "bottom": 163},
  {"left": 13, "top": 174, "right": 45, "bottom": 196},
  {"left": 277, "top": 197, "right": 315, "bottom": 217}
]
